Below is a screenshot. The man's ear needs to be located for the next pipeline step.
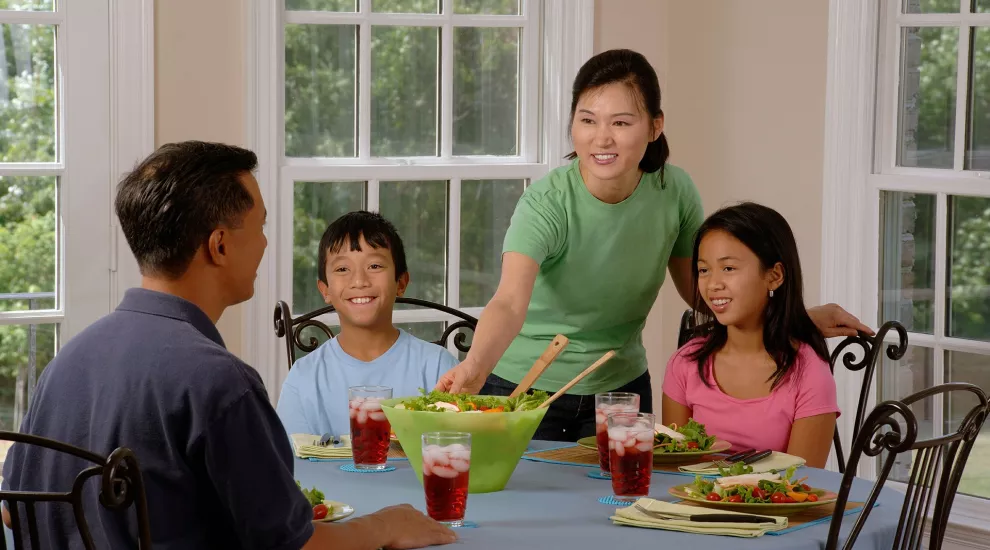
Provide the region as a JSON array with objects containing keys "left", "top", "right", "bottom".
[
  {"left": 207, "top": 229, "right": 228, "bottom": 266},
  {"left": 396, "top": 272, "right": 410, "bottom": 297}
]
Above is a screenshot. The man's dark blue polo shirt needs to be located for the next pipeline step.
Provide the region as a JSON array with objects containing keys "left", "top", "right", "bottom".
[{"left": 2, "top": 288, "right": 314, "bottom": 549}]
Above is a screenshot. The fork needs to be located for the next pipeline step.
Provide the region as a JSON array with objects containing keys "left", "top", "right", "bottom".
[
  {"left": 711, "top": 448, "right": 757, "bottom": 469},
  {"left": 632, "top": 503, "right": 775, "bottom": 524},
  {"left": 314, "top": 433, "right": 341, "bottom": 447}
]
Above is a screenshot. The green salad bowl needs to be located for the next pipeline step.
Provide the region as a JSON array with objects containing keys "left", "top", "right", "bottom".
[{"left": 381, "top": 396, "right": 547, "bottom": 493}]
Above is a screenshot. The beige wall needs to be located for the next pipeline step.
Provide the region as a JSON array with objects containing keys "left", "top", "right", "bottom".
[
  {"left": 595, "top": 0, "right": 830, "bottom": 416},
  {"left": 155, "top": 0, "right": 247, "bottom": 357}
]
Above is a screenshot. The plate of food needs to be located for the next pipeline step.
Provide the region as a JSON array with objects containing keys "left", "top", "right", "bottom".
[
  {"left": 577, "top": 418, "right": 731, "bottom": 463},
  {"left": 668, "top": 466, "right": 838, "bottom": 515},
  {"left": 298, "top": 482, "right": 355, "bottom": 522}
]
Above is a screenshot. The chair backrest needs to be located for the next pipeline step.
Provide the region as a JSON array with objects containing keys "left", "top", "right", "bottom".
[
  {"left": 273, "top": 297, "right": 479, "bottom": 369},
  {"left": 828, "top": 320, "right": 909, "bottom": 473},
  {"left": 0, "top": 432, "right": 152, "bottom": 550},
  {"left": 825, "top": 382, "right": 989, "bottom": 550},
  {"left": 676, "top": 308, "right": 714, "bottom": 348}
]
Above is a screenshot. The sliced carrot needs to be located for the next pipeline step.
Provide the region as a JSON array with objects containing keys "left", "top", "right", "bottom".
[
  {"left": 482, "top": 407, "right": 504, "bottom": 413},
  {"left": 787, "top": 491, "right": 808, "bottom": 502}
]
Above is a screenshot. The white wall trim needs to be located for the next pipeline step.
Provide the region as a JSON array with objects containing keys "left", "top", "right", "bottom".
[
  {"left": 109, "top": 0, "right": 156, "bottom": 307},
  {"left": 242, "top": 0, "right": 595, "bottom": 402}
]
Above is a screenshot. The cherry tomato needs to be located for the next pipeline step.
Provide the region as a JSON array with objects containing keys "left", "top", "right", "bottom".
[
  {"left": 783, "top": 496, "right": 796, "bottom": 503},
  {"left": 706, "top": 493, "right": 722, "bottom": 501},
  {"left": 313, "top": 504, "right": 329, "bottom": 520},
  {"left": 770, "top": 492, "right": 786, "bottom": 504},
  {"left": 800, "top": 483, "right": 811, "bottom": 492},
  {"left": 727, "top": 495, "right": 744, "bottom": 503},
  {"left": 686, "top": 442, "right": 699, "bottom": 449},
  {"left": 807, "top": 494, "right": 819, "bottom": 502},
  {"left": 751, "top": 488, "right": 766, "bottom": 500}
]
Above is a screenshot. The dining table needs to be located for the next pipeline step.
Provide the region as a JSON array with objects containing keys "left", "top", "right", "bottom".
[{"left": 294, "top": 441, "right": 903, "bottom": 549}]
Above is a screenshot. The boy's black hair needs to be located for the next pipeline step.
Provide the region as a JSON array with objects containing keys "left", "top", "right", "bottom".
[
  {"left": 317, "top": 211, "right": 408, "bottom": 283},
  {"left": 687, "top": 202, "right": 830, "bottom": 390}
]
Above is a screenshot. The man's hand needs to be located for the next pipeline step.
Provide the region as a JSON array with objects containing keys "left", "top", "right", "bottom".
[
  {"left": 434, "top": 360, "right": 488, "bottom": 395},
  {"left": 372, "top": 504, "right": 457, "bottom": 550},
  {"left": 808, "top": 303, "right": 875, "bottom": 338}
]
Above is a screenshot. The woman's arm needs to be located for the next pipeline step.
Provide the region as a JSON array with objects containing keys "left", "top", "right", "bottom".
[
  {"left": 785, "top": 413, "right": 837, "bottom": 468},
  {"left": 434, "top": 252, "right": 539, "bottom": 394},
  {"left": 661, "top": 394, "right": 692, "bottom": 427},
  {"left": 667, "top": 257, "right": 695, "bottom": 307}
]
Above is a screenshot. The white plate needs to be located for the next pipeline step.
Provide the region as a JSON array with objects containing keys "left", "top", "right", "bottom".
[{"left": 315, "top": 500, "right": 355, "bottom": 522}]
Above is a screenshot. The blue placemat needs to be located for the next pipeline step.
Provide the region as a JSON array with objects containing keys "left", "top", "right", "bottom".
[
  {"left": 307, "top": 456, "right": 409, "bottom": 462},
  {"left": 598, "top": 495, "right": 634, "bottom": 507},
  {"left": 766, "top": 502, "right": 879, "bottom": 536},
  {"left": 452, "top": 521, "right": 478, "bottom": 528},
  {"left": 339, "top": 464, "right": 396, "bottom": 473}
]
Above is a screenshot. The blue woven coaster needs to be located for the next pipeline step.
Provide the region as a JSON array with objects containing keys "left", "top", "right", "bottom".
[
  {"left": 586, "top": 470, "right": 611, "bottom": 480},
  {"left": 452, "top": 521, "right": 478, "bottom": 528},
  {"left": 339, "top": 464, "right": 396, "bottom": 473},
  {"left": 598, "top": 495, "right": 634, "bottom": 507}
]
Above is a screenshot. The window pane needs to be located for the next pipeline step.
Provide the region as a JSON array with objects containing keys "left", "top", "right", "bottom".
[
  {"left": 396, "top": 322, "right": 445, "bottom": 346},
  {"left": 0, "top": 176, "right": 55, "bottom": 312},
  {"left": 877, "top": 346, "right": 935, "bottom": 485},
  {"left": 293, "top": 181, "right": 366, "bottom": 315},
  {"left": 897, "top": 27, "right": 958, "bottom": 169},
  {"left": 902, "top": 0, "right": 961, "bottom": 12},
  {"left": 379, "top": 181, "right": 447, "bottom": 307},
  {"left": 0, "top": 323, "right": 55, "bottom": 439},
  {"left": 371, "top": 27, "right": 438, "bottom": 156},
  {"left": 453, "top": 27, "right": 519, "bottom": 156},
  {"left": 372, "top": 0, "right": 439, "bottom": 13},
  {"left": 966, "top": 28, "right": 990, "bottom": 170},
  {"left": 459, "top": 179, "right": 523, "bottom": 307},
  {"left": 454, "top": 0, "right": 520, "bottom": 15},
  {"left": 0, "top": 24, "right": 56, "bottom": 162},
  {"left": 285, "top": 0, "right": 357, "bottom": 10},
  {"left": 948, "top": 195, "right": 990, "bottom": 342},
  {"left": 879, "top": 192, "right": 936, "bottom": 333},
  {"left": 977, "top": 0, "right": 990, "bottom": 12},
  {"left": 0, "top": 1, "right": 54, "bottom": 11},
  {"left": 944, "top": 350, "right": 990, "bottom": 499},
  {"left": 285, "top": 24, "right": 357, "bottom": 158}
]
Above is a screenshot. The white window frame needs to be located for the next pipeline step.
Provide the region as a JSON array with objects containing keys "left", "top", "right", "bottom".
[
  {"left": 244, "top": 0, "right": 594, "bottom": 398},
  {"left": 823, "top": 0, "right": 990, "bottom": 534}
]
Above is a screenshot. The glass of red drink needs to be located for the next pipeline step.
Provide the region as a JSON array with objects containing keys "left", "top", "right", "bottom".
[
  {"left": 421, "top": 431, "right": 471, "bottom": 527},
  {"left": 607, "top": 411, "right": 655, "bottom": 502},
  {"left": 594, "top": 392, "right": 640, "bottom": 478},
  {"left": 348, "top": 385, "right": 393, "bottom": 470}
]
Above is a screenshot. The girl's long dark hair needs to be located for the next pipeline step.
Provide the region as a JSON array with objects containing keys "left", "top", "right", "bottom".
[
  {"left": 565, "top": 49, "right": 669, "bottom": 186},
  {"left": 687, "top": 202, "right": 829, "bottom": 389}
]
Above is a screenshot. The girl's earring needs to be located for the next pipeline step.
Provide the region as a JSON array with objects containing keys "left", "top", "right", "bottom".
[{"left": 769, "top": 289, "right": 775, "bottom": 298}]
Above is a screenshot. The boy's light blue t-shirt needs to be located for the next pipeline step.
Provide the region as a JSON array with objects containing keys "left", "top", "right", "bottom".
[{"left": 275, "top": 329, "right": 457, "bottom": 437}]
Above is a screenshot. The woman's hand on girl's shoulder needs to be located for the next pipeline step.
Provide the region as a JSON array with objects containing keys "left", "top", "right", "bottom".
[{"left": 807, "top": 304, "right": 875, "bottom": 338}]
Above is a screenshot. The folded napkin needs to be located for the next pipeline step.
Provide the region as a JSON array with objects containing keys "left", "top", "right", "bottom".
[
  {"left": 290, "top": 433, "right": 352, "bottom": 459},
  {"left": 678, "top": 451, "right": 806, "bottom": 475},
  {"left": 611, "top": 498, "right": 787, "bottom": 538}
]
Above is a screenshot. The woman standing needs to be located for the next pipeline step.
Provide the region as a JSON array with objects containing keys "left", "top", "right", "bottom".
[{"left": 436, "top": 49, "right": 867, "bottom": 441}]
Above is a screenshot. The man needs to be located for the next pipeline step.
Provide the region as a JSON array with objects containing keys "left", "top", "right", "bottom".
[{"left": 1, "top": 141, "right": 455, "bottom": 549}]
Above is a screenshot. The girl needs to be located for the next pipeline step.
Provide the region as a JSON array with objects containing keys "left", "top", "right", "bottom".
[{"left": 661, "top": 202, "right": 839, "bottom": 468}]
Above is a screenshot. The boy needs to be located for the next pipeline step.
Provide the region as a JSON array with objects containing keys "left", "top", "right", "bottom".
[{"left": 276, "top": 211, "right": 457, "bottom": 437}]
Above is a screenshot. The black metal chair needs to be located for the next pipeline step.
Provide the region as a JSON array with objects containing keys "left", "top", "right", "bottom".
[
  {"left": 0, "top": 432, "right": 152, "bottom": 549},
  {"left": 828, "top": 320, "right": 909, "bottom": 473},
  {"left": 825, "top": 382, "right": 989, "bottom": 550},
  {"left": 274, "top": 298, "right": 479, "bottom": 369}
]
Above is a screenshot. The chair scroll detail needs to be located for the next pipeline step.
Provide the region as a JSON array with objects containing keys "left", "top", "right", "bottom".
[
  {"left": 0, "top": 431, "right": 153, "bottom": 550},
  {"left": 828, "top": 320, "right": 909, "bottom": 473},
  {"left": 274, "top": 298, "right": 479, "bottom": 369},
  {"left": 824, "top": 383, "right": 989, "bottom": 550}
]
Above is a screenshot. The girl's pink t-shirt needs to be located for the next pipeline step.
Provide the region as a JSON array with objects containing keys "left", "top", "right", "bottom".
[{"left": 661, "top": 339, "right": 841, "bottom": 453}]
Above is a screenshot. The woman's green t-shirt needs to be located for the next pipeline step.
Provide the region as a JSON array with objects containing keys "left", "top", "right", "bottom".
[{"left": 494, "top": 160, "right": 704, "bottom": 394}]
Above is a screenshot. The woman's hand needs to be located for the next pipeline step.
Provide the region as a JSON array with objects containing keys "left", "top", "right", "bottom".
[
  {"left": 807, "top": 303, "right": 874, "bottom": 338},
  {"left": 434, "top": 359, "right": 489, "bottom": 395}
]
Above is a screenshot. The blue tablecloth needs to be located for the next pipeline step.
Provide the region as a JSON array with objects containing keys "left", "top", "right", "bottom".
[{"left": 294, "top": 442, "right": 902, "bottom": 549}]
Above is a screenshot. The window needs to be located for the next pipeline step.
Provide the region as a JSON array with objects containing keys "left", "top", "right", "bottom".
[
  {"left": 0, "top": 0, "right": 124, "bottom": 460},
  {"left": 245, "top": 0, "right": 594, "bottom": 392},
  {"left": 823, "top": 0, "right": 990, "bottom": 527}
]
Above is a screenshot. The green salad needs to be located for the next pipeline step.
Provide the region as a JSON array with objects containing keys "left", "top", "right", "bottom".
[
  {"left": 653, "top": 418, "right": 718, "bottom": 453},
  {"left": 689, "top": 466, "right": 826, "bottom": 504},
  {"left": 394, "top": 389, "right": 549, "bottom": 413}
]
